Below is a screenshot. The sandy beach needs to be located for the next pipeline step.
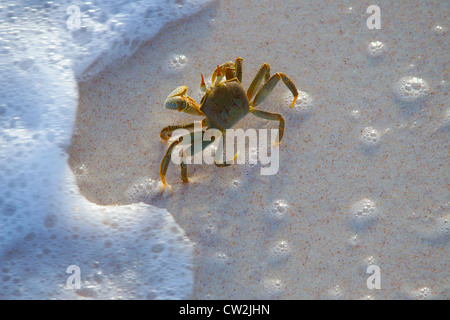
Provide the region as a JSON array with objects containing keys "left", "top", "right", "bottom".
[{"left": 68, "top": 0, "right": 449, "bottom": 299}]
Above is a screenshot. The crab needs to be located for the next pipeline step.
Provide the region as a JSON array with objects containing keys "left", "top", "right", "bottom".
[{"left": 159, "top": 57, "right": 298, "bottom": 188}]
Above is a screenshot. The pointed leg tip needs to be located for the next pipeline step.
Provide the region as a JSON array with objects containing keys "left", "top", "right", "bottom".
[
  {"left": 290, "top": 96, "right": 298, "bottom": 108},
  {"left": 158, "top": 180, "right": 172, "bottom": 196}
]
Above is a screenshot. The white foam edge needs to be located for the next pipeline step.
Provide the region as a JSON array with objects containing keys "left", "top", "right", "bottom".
[{"left": 0, "top": 0, "right": 214, "bottom": 299}]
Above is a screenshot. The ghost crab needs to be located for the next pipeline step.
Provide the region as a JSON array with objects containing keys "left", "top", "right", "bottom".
[{"left": 159, "top": 57, "right": 298, "bottom": 188}]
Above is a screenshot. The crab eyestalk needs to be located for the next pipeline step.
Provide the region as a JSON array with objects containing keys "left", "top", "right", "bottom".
[
  {"left": 200, "top": 73, "right": 207, "bottom": 92},
  {"left": 224, "top": 67, "right": 235, "bottom": 80},
  {"left": 212, "top": 65, "right": 225, "bottom": 86}
]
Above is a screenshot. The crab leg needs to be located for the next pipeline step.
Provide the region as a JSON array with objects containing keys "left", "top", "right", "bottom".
[
  {"left": 160, "top": 123, "right": 195, "bottom": 140},
  {"left": 180, "top": 130, "right": 238, "bottom": 178},
  {"left": 234, "top": 57, "right": 243, "bottom": 83},
  {"left": 253, "top": 72, "right": 298, "bottom": 108},
  {"left": 214, "top": 130, "right": 239, "bottom": 167},
  {"left": 160, "top": 131, "right": 202, "bottom": 186},
  {"left": 247, "top": 63, "right": 271, "bottom": 100},
  {"left": 210, "top": 57, "right": 243, "bottom": 84},
  {"left": 159, "top": 130, "right": 211, "bottom": 185},
  {"left": 250, "top": 107, "right": 285, "bottom": 143},
  {"left": 160, "top": 119, "right": 208, "bottom": 140},
  {"left": 160, "top": 129, "right": 239, "bottom": 186},
  {"left": 160, "top": 137, "right": 183, "bottom": 187}
]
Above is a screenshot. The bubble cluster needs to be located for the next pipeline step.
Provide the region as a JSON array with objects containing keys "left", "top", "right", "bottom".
[
  {"left": 408, "top": 287, "right": 433, "bottom": 300},
  {"left": 261, "top": 278, "right": 284, "bottom": 298},
  {"left": 434, "top": 215, "right": 449, "bottom": 235},
  {"left": 350, "top": 110, "right": 360, "bottom": 120},
  {"left": 286, "top": 90, "right": 314, "bottom": 114},
  {"left": 267, "top": 199, "right": 288, "bottom": 222},
  {"left": 420, "top": 214, "right": 450, "bottom": 244},
  {"left": 349, "top": 198, "right": 379, "bottom": 230},
  {"left": 433, "top": 25, "right": 447, "bottom": 35},
  {"left": 167, "top": 54, "right": 188, "bottom": 72},
  {"left": 326, "top": 285, "right": 344, "bottom": 300},
  {"left": 367, "top": 41, "right": 385, "bottom": 58},
  {"left": 72, "top": 163, "right": 89, "bottom": 177},
  {"left": 125, "top": 177, "right": 161, "bottom": 202},
  {"left": 269, "top": 240, "right": 291, "bottom": 262},
  {"left": 212, "top": 251, "right": 230, "bottom": 268},
  {"left": 361, "top": 255, "right": 378, "bottom": 273},
  {"left": 393, "top": 76, "right": 430, "bottom": 103},
  {"left": 346, "top": 234, "right": 359, "bottom": 249},
  {"left": 199, "top": 219, "right": 219, "bottom": 244},
  {"left": 439, "top": 108, "right": 450, "bottom": 131},
  {"left": 360, "top": 126, "right": 382, "bottom": 148},
  {"left": 230, "top": 179, "right": 241, "bottom": 189},
  {"left": 203, "top": 143, "right": 219, "bottom": 161}
]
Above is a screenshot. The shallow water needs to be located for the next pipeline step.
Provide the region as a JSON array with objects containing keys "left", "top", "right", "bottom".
[{"left": 70, "top": 0, "right": 449, "bottom": 299}]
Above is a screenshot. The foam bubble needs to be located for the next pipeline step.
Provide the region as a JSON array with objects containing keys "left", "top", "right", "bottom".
[
  {"left": 360, "top": 126, "right": 382, "bottom": 148},
  {"left": 167, "top": 54, "right": 188, "bottom": 73},
  {"left": 350, "top": 110, "right": 361, "bottom": 120},
  {"left": 230, "top": 179, "right": 241, "bottom": 189},
  {"left": 325, "top": 285, "right": 344, "bottom": 300},
  {"left": 285, "top": 90, "right": 314, "bottom": 114},
  {"left": 346, "top": 234, "right": 360, "bottom": 249},
  {"left": 125, "top": 177, "right": 162, "bottom": 203},
  {"left": 202, "top": 142, "right": 218, "bottom": 160},
  {"left": 438, "top": 108, "right": 450, "bottom": 131},
  {"left": 438, "top": 287, "right": 450, "bottom": 299},
  {"left": 367, "top": 41, "right": 385, "bottom": 58},
  {"left": 433, "top": 25, "right": 447, "bottom": 35},
  {"left": 360, "top": 295, "right": 376, "bottom": 300},
  {"left": 393, "top": 76, "right": 430, "bottom": 103},
  {"left": 419, "top": 214, "right": 449, "bottom": 244},
  {"left": 349, "top": 198, "right": 379, "bottom": 230},
  {"left": 261, "top": 278, "right": 284, "bottom": 298},
  {"left": 407, "top": 286, "right": 434, "bottom": 300},
  {"left": 199, "top": 219, "right": 219, "bottom": 244},
  {"left": 269, "top": 240, "right": 291, "bottom": 262},
  {"left": 445, "top": 108, "right": 450, "bottom": 123},
  {"left": 267, "top": 199, "right": 288, "bottom": 222},
  {"left": 212, "top": 251, "right": 230, "bottom": 268},
  {"left": 361, "top": 255, "right": 378, "bottom": 273}
]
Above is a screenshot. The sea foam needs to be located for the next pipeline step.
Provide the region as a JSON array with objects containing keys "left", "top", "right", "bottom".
[{"left": 0, "top": 0, "right": 211, "bottom": 299}]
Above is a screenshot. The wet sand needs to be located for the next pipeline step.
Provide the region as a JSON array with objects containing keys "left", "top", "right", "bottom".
[{"left": 70, "top": 0, "right": 449, "bottom": 299}]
